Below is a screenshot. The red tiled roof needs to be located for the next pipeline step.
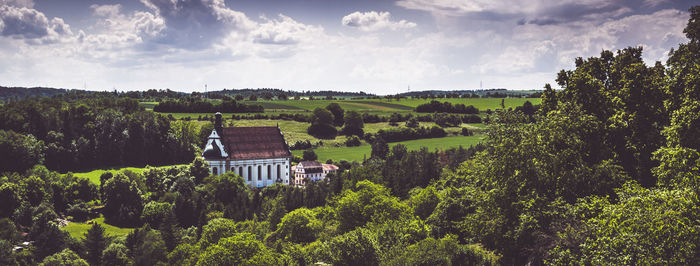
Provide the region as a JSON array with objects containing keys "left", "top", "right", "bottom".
[{"left": 220, "top": 127, "right": 291, "bottom": 160}]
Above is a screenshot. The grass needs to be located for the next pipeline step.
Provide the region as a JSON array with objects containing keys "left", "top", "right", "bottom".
[
  {"left": 62, "top": 216, "right": 135, "bottom": 240},
  {"left": 360, "top": 97, "right": 542, "bottom": 110},
  {"left": 71, "top": 164, "right": 187, "bottom": 185},
  {"left": 292, "top": 135, "right": 484, "bottom": 162}
]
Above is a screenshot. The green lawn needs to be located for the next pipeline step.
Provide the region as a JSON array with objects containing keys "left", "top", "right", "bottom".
[
  {"left": 292, "top": 135, "right": 484, "bottom": 162},
  {"left": 71, "top": 164, "right": 187, "bottom": 185},
  {"left": 62, "top": 216, "right": 135, "bottom": 240}
]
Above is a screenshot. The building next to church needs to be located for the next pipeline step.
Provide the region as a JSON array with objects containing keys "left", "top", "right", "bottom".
[
  {"left": 202, "top": 113, "right": 292, "bottom": 187},
  {"left": 291, "top": 161, "right": 339, "bottom": 186}
]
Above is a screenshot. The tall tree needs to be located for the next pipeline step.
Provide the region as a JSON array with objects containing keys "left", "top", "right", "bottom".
[{"left": 83, "top": 223, "right": 107, "bottom": 266}]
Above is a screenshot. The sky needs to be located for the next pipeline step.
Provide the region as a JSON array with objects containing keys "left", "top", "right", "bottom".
[{"left": 0, "top": 0, "right": 698, "bottom": 94}]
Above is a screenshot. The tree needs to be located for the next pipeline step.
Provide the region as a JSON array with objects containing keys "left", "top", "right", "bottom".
[
  {"left": 538, "top": 83, "right": 557, "bottom": 115},
  {"left": 275, "top": 208, "right": 321, "bottom": 243},
  {"left": 371, "top": 137, "right": 389, "bottom": 159},
  {"left": 39, "top": 248, "right": 88, "bottom": 266},
  {"left": 308, "top": 108, "right": 337, "bottom": 139},
  {"left": 0, "top": 183, "right": 20, "bottom": 218},
  {"left": 342, "top": 110, "right": 364, "bottom": 136},
  {"left": 83, "top": 223, "right": 107, "bottom": 266},
  {"left": 248, "top": 94, "right": 258, "bottom": 101},
  {"left": 326, "top": 103, "right": 345, "bottom": 126},
  {"left": 101, "top": 243, "right": 131, "bottom": 266},
  {"left": 323, "top": 228, "right": 380, "bottom": 266},
  {"left": 102, "top": 173, "right": 144, "bottom": 226},
  {"left": 196, "top": 233, "right": 284, "bottom": 266},
  {"left": 405, "top": 118, "right": 419, "bottom": 128},
  {"left": 141, "top": 201, "right": 172, "bottom": 229},
  {"left": 0, "top": 130, "right": 46, "bottom": 173},
  {"left": 302, "top": 150, "right": 317, "bottom": 161},
  {"left": 335, "top": 180, "right": 408, "bottom": 232}
]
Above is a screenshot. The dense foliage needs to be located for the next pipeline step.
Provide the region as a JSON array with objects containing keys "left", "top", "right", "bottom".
[
  {"left": 415, "top": 100, "right": 479, "bottom": 114},
  {"left": 153, "top": 97, "right": 264, "bottom": 113},
  {"left": 0, "top": 97, "right": 199, "bottom": 172}
]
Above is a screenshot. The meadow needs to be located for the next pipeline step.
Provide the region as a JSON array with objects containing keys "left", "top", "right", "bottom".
[
  {"left": 71, "top": 165, "right": 187, "bottom": 185},
  {"left": 62, "top": 216, "right": 135, "bottom": 240},
  {"left": 291, "top": 135, "right": 484, "bottom": 162}
]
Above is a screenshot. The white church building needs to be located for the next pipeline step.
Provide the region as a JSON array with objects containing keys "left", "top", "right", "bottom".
[{"left": 202, "top": 113, "right": 292, "bottom": 187}]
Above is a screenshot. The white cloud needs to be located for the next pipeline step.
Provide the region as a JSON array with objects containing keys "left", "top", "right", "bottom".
[
  {"left": 251, "top": 14, "right": 323, "bottom": 45},
  {"left": 0, "top": 0, "right": 33, "bottom": 8},
  {"left": 342, "top": 11, "right": 416, "bottom": 31}
]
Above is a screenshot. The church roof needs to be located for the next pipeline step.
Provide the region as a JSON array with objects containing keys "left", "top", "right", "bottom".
[{"left": 219, "top": 126, "right": 291, "bottom": 160}]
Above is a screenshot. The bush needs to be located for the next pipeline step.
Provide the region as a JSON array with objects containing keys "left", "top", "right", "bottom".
[{"left": 345, "top": 136, "right": 361, "bottom": 147}]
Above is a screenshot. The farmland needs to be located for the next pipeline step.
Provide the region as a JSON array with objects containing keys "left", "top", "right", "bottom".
[{"left": 292, "top": 135, "right": 484, "bottom": 162}]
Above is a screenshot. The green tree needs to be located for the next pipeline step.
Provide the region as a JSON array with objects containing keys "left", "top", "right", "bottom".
[
  {"left": 308, "top": 108, "right": 337, "bottom": 139},
  {"left": 39, "top": 248, "right": 88, "bottom": 266},
  {"left": 371, "top": 137, "right": 389, "bottom": 159},
  {"left": 196, "top": 233, "right": 284, "bottom": 266},
  {"left": 141, "top": 201, "right": 172, "bottom": 229},
  {"left": 199, "top": 218, "right": 238, "bottom": 249},
  {"left": 538, "top": 83, "right": 557, "bottom": 115},
  {"left": 190, "top": 157, "right": 210, "bottom": 184},
  {"left": 326, "top": 103, "right": 345, "bottom": 126},
  {"left": 409, "top": 187, "right": 440, "bottom": 220},
  {"left": 0, "top": 183, "right": 20, "bottom": 218},
  {"left": 275, "top": 208, "right": 321, "bottom": 243},
  {"left": 101, "top": 243, "right": 131, "bottom": 266},
  {"left": 342, "top": 110, "right": 364, "bottom": 136},
  {"left": 335, "top": 180, "right": 409, "bottom": 232},
  {"left": 102, "top": 173, "right": 144, "bottom": 226},
  {"left": 323, "top": 228, "right": 380, "bottom": 266},
  {"left": 83, "top": 223, "right": 107, "bottom": 266},
  {"left": 548, "top": 183, "right": 700, "bottom": 265},
  {"left": 302, "top": 150, "right": 317, "bottom": 161},
  {"left": 0, "top": 130, "right": 46, "bottom": 173}
]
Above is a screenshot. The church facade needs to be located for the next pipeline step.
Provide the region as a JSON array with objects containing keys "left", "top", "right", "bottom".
[{"left": 202, "top": 113, "right": 292, "bottom": 187}]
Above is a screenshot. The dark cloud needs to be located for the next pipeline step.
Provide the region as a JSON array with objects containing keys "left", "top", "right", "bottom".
[
  {"left": 140, "top": 0, "right": 253, "bottom": 49},
  {"left": 0, "top": 4, "right": 71, "bottom": 43}
]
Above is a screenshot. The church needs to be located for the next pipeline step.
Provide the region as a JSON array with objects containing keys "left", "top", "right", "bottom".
[{"left": 202, "top": 113, "right": 292, "bottom": 187}]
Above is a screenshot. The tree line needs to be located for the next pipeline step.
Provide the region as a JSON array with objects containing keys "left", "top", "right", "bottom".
[
  {"left": 0, "top": 96, "right": 200, "bottom": 172},
  {"left": 153, "top": 97, "right": 264, "bottom": 113}
]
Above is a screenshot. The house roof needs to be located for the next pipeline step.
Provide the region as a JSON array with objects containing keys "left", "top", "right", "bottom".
[
  {"left": 322, "top": 164, "right": 339, "bottom": 171},
  {"left": 219, "top": 127, "right": 291, "bottom": 160},
  {"left": 298, "top": 161, "right": 323, "bottom": 168}
]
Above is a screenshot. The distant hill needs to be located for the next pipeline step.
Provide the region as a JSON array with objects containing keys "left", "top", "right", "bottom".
[
  {"left": 398, "top": 89, "right": 541, "bottom": 98},
  {"left": 0, "top": 86, "right": 70, "bottom": 100},
  {"left": 206, "top": 88, "right": 375, "bottom": 97}
]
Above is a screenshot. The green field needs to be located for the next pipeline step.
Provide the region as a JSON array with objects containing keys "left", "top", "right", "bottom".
[
  {"left": 240, "top": 98, "right": 540, "bottom": 112},
  {"left": 292, "top": 135, "right": 484, "bottom": 162},
  {"left": 62, "top": 216, "right": 135, "bottom": 240},
  {"left": 71, "top": 164, "right": 186, "bottom": 185}
]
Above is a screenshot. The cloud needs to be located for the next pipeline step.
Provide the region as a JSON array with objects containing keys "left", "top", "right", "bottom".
[
  {"left": 342, "top": 11, "right": 416, "bottom": 31},
  {"left": 251, "top": 14, "right": 323, "bottom": 45},
  {"left": 0, "top": 0, "right": 33, "bottom": 8},
  {"left": 0, "top": 4, "right": 72, "bottom": 44},
  {"left": 139, "top": 0, "right": 254, "bottom": 49}
]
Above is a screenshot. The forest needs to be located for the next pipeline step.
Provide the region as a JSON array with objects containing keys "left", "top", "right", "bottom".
[{"left": 0, "top": 5, "right": 699, "bottom": 266}]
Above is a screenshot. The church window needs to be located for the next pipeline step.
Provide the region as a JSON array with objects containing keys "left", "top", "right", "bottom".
[
  {"left": 212, "top": 167, "right": 218, "bottom": 175},
  {"left": 267, "top": 165, "right": 272, "bottom": 180},
  {"left": 258, "top": 165, "right": 262, "bottom": 180},
  {"left": 277, "top": 165, "right": 281, "bottom": 180},
  {"left": 248, "top": 166, "right": 252, "bottom": 180}
]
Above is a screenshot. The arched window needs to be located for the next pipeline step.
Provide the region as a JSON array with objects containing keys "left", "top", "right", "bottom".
[
  {"left": 212, "top": 167, "right": 218, "bottom": 175},
  {"left": 277, "top": 165, "right": 281, "bottom": 180},
  {"left": 258, "top": 165, "right": 262, "bottom": 180},
  {"left": 240, "top": 167, "right": 246, "bottom": 181},
  {"left": 248, "top": 166, "right": 252, "bottom": 181},
  {"left": 267, "top": 165, "right": 272, "bottom": 180}
]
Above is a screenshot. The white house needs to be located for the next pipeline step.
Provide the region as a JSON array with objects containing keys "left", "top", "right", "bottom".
[
  {"left": 291, "top": 161, "right": 339, "bottom": 186},
  {"left": 202, "top": 113, "right": 292, "bottom": 187}
]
